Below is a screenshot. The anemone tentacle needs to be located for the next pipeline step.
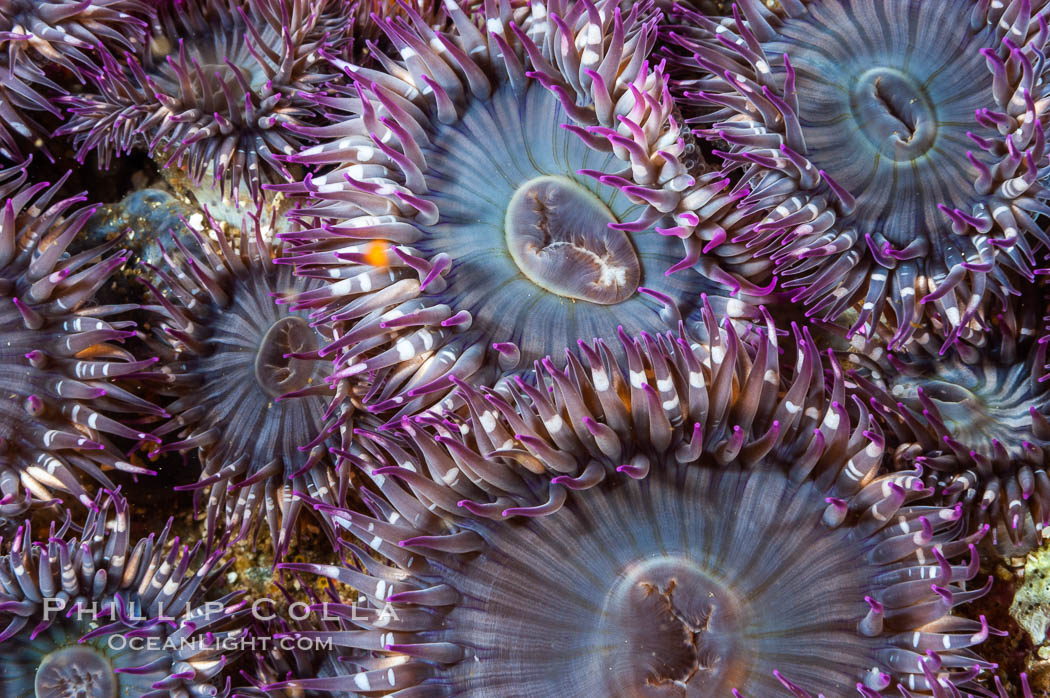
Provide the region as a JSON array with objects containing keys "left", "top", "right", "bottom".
[
  {"left": 145, "top": 208, "right": 355, "bottom": 558},
  {"left": 0, "top": 0, "right": 151, "bottom": 159},
  {"left": 268, "top": 303, "right": 998, "bottom": 696},
  {"left": 899, "top": 665, "right": 1032, "bottom": 698},
  {"left": 0, "top": 0, "right": 149, "bottom": 79},
  {"left": 992, "top": 673, "right": 1033, "bottom": 698},
  {"left": 56, "top": 0, "right": 351, "bottom": 202},
  {"left": 342, "top": 0, "right": 451, "bottom": 67},
  {"left": 0, "top": 489, "right": 248, "bottom": 697},
  {"left": 0, "top": 159, "right": 163, "bottom": 516},
  {"left": 838, "top": 280, "right": 1050, "bottom": 554},
  {"left": 272, "top": 0, "right": 767, "bottom": 422},
  {"left": 664, "top": 0, "right": 1050, "bottom": 348},
  {"left": 236, "top": 583, "right": 367, "bottom": 696}
]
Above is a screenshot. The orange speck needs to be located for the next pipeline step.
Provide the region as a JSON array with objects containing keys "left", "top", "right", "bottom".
[{"left": 364, "top": 240, "right": 389, "bottom": 267}]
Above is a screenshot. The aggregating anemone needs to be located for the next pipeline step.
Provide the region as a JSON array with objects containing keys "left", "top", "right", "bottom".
[
  {"left": 0, "top": 0, "right": 1037, "bottom": 690},
  {"left": 664, "top": 0, "right": 1050, "bottom": 348},
  {"left": 0, "top": 0, "right": 150, "bottom": 160},
  {"left": 275, "top": 0, "right": 762, "bottom": 420},
  {"left": 0, "top": 489, "right": 248, "bottom": 697},
  {"left": 840, "top": 282, "right": 1050, "bottom": 555},
  {"left": 144, "top": 210, "right": 353, "bottom": 557},
  {"left": 273, "top": 312, "right": 999, "bottom": 696},
  {"left": 57, "top": 0, "right": 351, "bottom": 202},
  {"left": 0, "top": 160, "right": 162, "bottom": 516}
]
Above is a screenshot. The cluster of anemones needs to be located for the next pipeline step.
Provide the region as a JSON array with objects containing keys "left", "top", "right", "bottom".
[
  {"left": 0, "top": 159, "right": 162, "bottom": 516},
  {"left": 0, "top": 0, "right": 1041, "bottom": 693},
  {"left": 259, "top": 306, "right": 1007, "bottom": 696},
  {"left": 224, "top": 0, "right": 1036, "bottom": 692},
  {"left": 0, "top": 155, "right": 263, "bottom": 695},
  {"left": 0, "top": 142, "right": 364, "bottom": 696}
]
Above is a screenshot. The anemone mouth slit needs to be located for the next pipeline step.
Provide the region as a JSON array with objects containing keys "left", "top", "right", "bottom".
[
  {"left": 34, "top": 646, "right": 117, "bottom": 698},
  {"left": 504, "top": 175, "right": 640, "bottom": 305},
  {"left": 255, "top": 316, "right": 318, "bottom": 398},
  {"left": 850, "top": 68, "right": 937, "bottom": 161}
]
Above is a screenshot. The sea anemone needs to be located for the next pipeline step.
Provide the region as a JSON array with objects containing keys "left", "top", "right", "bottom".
[
  {"left": 0, "top": 0, "right": 150, "bottom": 159},
  {"left": 0, "top": 489, "right": 248, "bottom": 697},
  {"left": 56, "top": 0, "right": 351, "bottom": 203},
  {"left": 840, "top": 281, "right": 1050, "bottom": 554},
  {"left": 272, "top": 306, "right": 997, "bottom": 696},
  {"left": 144, "top": 209, "right": 353, "bottom": 558},
  {"left": 0, "top": 159, "right": 162, "bottom": 516},
  {"left": 273, "top": 0, "right": 763, "bottom": 420},
  {"left": 664, "top": 0, "right": 1050, "bottom": 348}
]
